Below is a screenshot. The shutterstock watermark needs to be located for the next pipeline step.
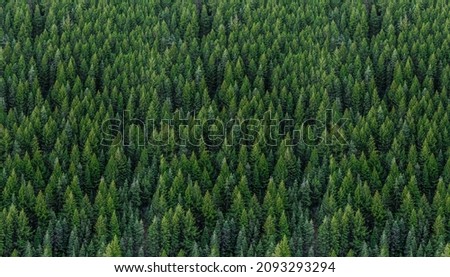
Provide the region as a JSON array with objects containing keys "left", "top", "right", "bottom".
[{"left": 100, "top": 109, "right": 347, "bottom": 147}]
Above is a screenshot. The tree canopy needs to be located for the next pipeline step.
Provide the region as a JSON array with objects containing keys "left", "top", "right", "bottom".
[{"left": 0, "top": 0, "right": 449, "bottom": 257}]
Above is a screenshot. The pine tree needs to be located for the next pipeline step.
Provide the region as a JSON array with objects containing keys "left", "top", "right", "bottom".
[
  {"left": 273, "top": 235, "right": 291, "bottom": 257},
  {"left": 104, "top": 236, "right": 122, "bottom": 257}
]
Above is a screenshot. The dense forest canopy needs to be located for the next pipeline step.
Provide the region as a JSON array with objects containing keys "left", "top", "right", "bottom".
[{"left": 0, "top": 0, "right": 449, "bottom": 257}]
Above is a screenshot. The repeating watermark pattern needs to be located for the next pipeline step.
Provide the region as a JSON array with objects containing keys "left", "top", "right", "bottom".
[{"left": 101, "top": 109, "right": 348, "bottom": 147}]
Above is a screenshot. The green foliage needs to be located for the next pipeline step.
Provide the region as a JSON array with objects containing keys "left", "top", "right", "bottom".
[{"left": 0, "top": 0, "right": 449, "bottom": 257}]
